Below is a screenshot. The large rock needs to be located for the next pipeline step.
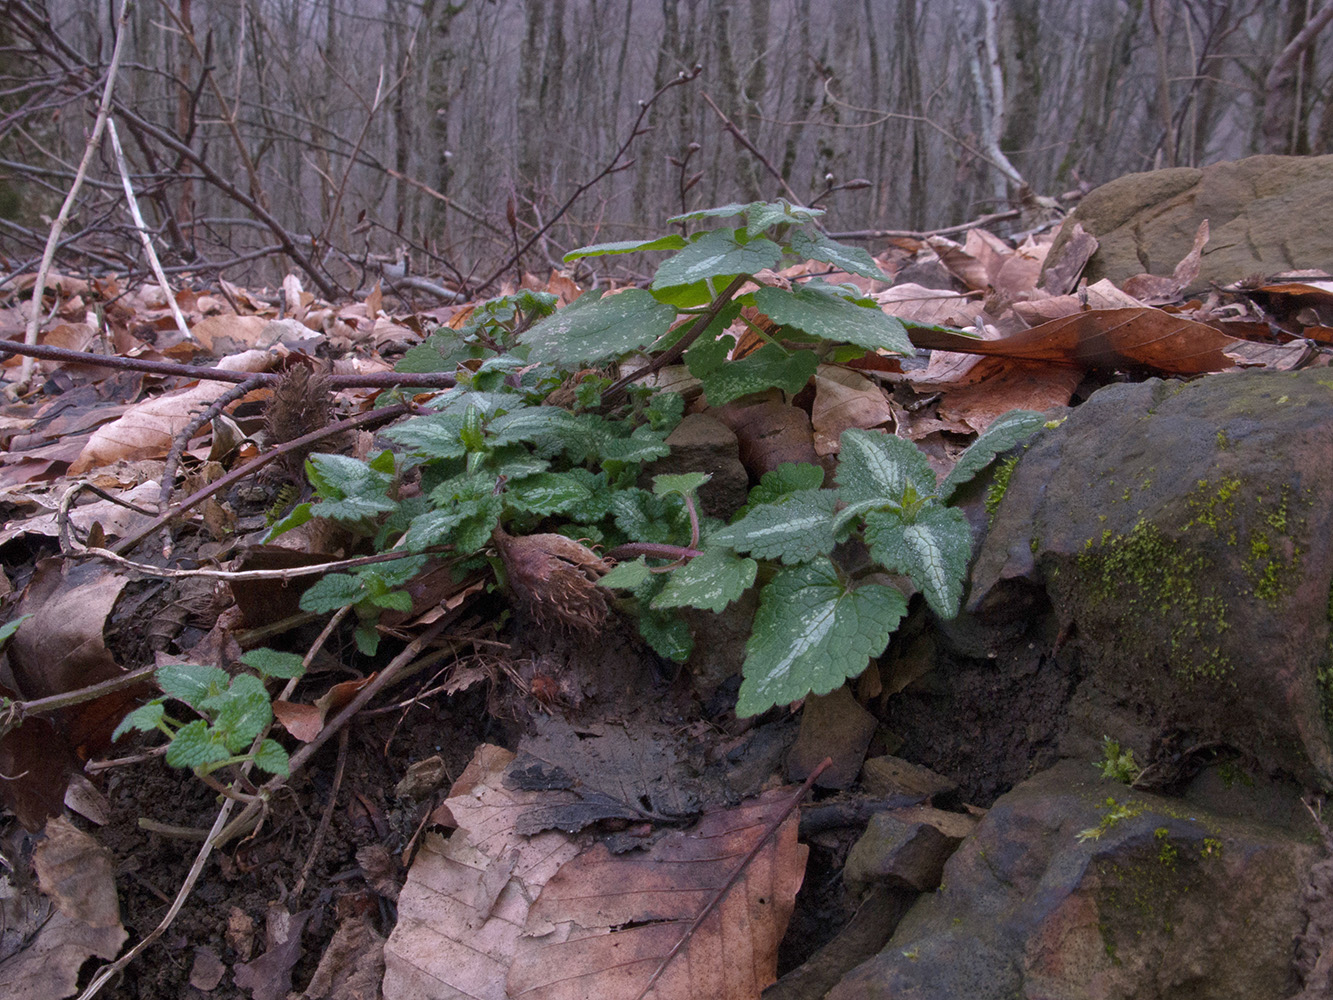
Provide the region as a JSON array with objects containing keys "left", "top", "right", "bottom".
[
  {"left": 972, "top": 370, "right": 1333, "bottom": 787},
  {"left": 1044, "top": 155, "right": 1333, "bottom": 290},
  {"left": 828, "top": 761, "right": 1317, "bottom": 1000}
]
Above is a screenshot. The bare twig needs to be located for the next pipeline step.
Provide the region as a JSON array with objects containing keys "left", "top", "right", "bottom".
[
  {"left": 157, "top": 374, "right": 268, "bottom": 518},
  {"left": 473, "top": 66, "right": 703, "bottom": 296},
  {"left": 105, "top": 119, "right": 193, "bottom": 342},
  {"left": 700, "top": 91, "right": 806, "bottom": 209},
  {"left": 18, "top": 0, "right": 132, "bottom": 391},
  {"left": 292, "top": 727, "right": 348, "bottom": 900},
  {"left": 72, "top": 545, "right": 447, "bottom": 583},
  {"left": 826, "top": 209, "right": 1022, "bottom": 241},
  {"left": 0, "top": 340, "right": 457, "bottom": 389}
]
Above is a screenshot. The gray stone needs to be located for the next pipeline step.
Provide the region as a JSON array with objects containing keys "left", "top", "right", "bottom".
[
  {"left": 786, "top": 686, "right": 877, "bottom": 790},
  {"left": 828, "top": 761, "right": 1318, "bottom": 1000},
  {"left": 640, "top": 412, "right": 750, "bottom": 519},
  {"left": 860, "top": 755, "right": 958, "bottom": 801},
  {"left": 1044, "top": 154, "right": 1333, "bottom": 292},
  {"left": 972, "top": 370, "right": 1333, "bottom": 787},
  {"left": 844, "top": 806, "right": 975, "bottom": 892}
]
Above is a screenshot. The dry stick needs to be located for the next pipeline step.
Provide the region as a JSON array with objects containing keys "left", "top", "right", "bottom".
[
  {"left": 110, "top": 402, "right": 411, "bottom": 555},
  {"left": 632, "top": 757, "right": 833, "bottom": 1000},
  {"left": 0, "top": 664, "right": 156, "bottom": 738},
  {"left": 826, "top": 209, "right": 1023, "bottom": 241},
  {"left": 700, "top": 91, "right": 807, "bottom": 210},
  {"left": 292, "top": 727, "right": 348, "bottom": 901},
  {"left": 106, "top": 119, "right": 193, "bottom": 343},
  {"left": 0, "top": 340, "right": 459, "bottom": 389},
  {"left": 601, "top": 273, "right": 750, "bottom": 405},
  {"left": 17, "top": 0, "right": 132, "bottom": 390},
  {"left": 157, "top": 373, "right": 268, "bottom": 518},
  {"left": 473, "top": 66, "right": 704, "bottom": 296},
  {"left": 73, "top": 546, "right": 445, "bottom": 583}
]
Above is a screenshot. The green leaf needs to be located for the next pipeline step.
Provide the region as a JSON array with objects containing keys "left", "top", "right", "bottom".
[
  {"left": 113, "top": 700, "right": 165, "bottom": 741},
  {"left": 788, "top": 229, "right": 890, "bottom": 281},
  {"left": 157, "top": 662, "right": 229, "bottom": 708},
  {"left": 522, "top": 288, "right": 677, "bottom": 366},
  {"left": 739, "top": 463, "right": 825, "bottom": 516},
  {"left": 610, "top": 489, "right": 691, "bottom": 545},
  {"left": 685, "top": 332, "right": 736, "bottom": 378},
  {"left": 371, "top": 590, "right": 413, "bottom": 612},
  {"left": 653, "top": 548, "right": 757, "bottom": 613},
  {"left": 598, "top": 557, "right": 652, "bottom": 590},
  {"left": 652, "top": 229, "right": 781, "bottom": 291},
  {"left": 645, "top": 391, "right": 685, "bottom": 433},
  {"left": 166, "top": 719, "right": 229, "bottom": 770},
  {"left": 213, "top": 674, "right": 272, "bottom": 753},
  {"left": 382, "top": 411, "right": 469, "bottom": 460},
  {"left": 563, "top": 235, "right": 687, "bottom": 260},
  {"left": 652, "top": 472, "right": 710, "bottom": 496},
  {"left": 239, "top": 648, "right": 306, "bottom": 680},
  {"left": 743, "top": 200, "right": 823, "bottom": 237},
  {"left": 737, "top": 559, "right": 907, "bottom": 716},
  {"left": 835, "top": 429, "right": 937, "bottom": 505},
  {"left": 754, "top": 284, "right": 913, "bottom": 356},
  {"left": 638, "top": 608, "right": 694, "bottom": 662},
  {"left": 711, "top": 489, "right": 838, "bottom": 564},
  {"left": 506, "top": 470, "right": 611, "bottom": 518},
  {"left": 0, "top": 614, "right": 31, "bottom": 647},
  {"left": 299, "top": 573, "right": 364, "bottom": 613},
  {"left": 700, "top": 344, "right": 819, "bottom": 406},
  {"left": 864, "top": 503, "right": 972, "bottom": 617},
  {"left": 253, "top": 739, "right": 290, "bottom": 777},
  {"left": 355, "top": 625, "right": 380, "bottom": 656},
  {"left": 404, "top": 493, "right": 502, "bottom": 554},
  {"left": 939, "top": 409, "right": 1046, "bottom": 500},
  {"left": 666, "top": 202, "right": 752, "bottom": 225},
  {"left": 305, "top": 454, "right": 396, "bottom": 520},
  {"left": 265, "top": 502, "right": 313, "bottom": 542}
]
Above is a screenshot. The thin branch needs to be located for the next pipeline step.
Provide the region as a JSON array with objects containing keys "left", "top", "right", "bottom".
[
  {"left": 700, "top": 91, "right": 806, "bottom": 208},
  {"left": 18, "top": 0, "right": 132, "bottom": 390}
]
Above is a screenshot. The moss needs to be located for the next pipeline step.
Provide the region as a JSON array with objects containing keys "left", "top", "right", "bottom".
[
  {"left": 985, "top": 455, "right": 1020, "bottom": 521},
  {"left": 1075, "top": 519, "right": 1232, "bottom": 684}
]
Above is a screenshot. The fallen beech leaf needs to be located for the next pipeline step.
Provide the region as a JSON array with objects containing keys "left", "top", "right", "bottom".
[
  {"left": 233, "top": 905, "right": 312, "bottom": 1000},
  {"left": 906, "top": 306, "right": 1308, "bottom": 375},
  {"left": 299, "top": 913, "right": 384, "bottom": 1000},
  {"left": 273, "top": 674, "right": 374, "bottom": 743},
  {"left": 810, "top": 367, "right": 895, "bottom": 455},
  {"left": 1039, "top": 222, "right": 1099, "bottom": 295},
  {"left": 188, "top": 314, "right": 271, "bottom": 354},
  {"left": 69, "top": 349, "right": 273, "bottom": 473},
  {"left": 872, "top": 284, "right": 982, "bottom": 327},
  {"left": 0, "top": 816, "right": 127, "bottom": 996},
  {"left": 1121, "top": 220, "right": 1209, "bottom": 304}
]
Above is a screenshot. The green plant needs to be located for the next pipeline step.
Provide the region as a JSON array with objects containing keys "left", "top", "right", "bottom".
[
  {"left": 257, "top": 201, "right": 1044, "bottom": 715},
  {"left": 113, "top": 649, "right": 306, "bottom": 792},
  {"left": 1095, "top": 735, "right": 1143, "bottom": 784}
]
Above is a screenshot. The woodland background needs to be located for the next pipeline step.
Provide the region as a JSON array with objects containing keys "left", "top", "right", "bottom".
[{"left": 3, "top": 0, "right": 1333, "bottom": 295}]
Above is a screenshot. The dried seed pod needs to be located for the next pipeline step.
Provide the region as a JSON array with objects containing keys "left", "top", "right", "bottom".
[{"left": 492, "top": 526, "right": 609, "bottom": 633}]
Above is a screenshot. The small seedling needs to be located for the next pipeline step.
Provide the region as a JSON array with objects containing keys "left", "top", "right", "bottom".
[
  {"left": 114, "top": 648, "right": 306, "bottom": 794},
  {"left": 1095, "top": 735, "right": 1143, "bottom": 785}
]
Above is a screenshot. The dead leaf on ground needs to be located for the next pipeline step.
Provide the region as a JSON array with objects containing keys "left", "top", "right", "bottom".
[
  {"left": 1039, "top": 222, "right": 1099, "bottom": 295},
  {"left": 1121, "top": 220, "right": 1209, "bottom": 304},
  {"left": 872, "top": 284, "right": 982, "bottom": 327},
  {"left": 69, "top": 348, "right": 274, "bottom": 473},
  {"left": 0, "top": 816, "right": 127, "bottom": 999},
  {"left": 233, "top": 905, "right": 313, "bottom": 1000},
  {"left": 906, "top": 306, "right": 1308, "bottom": 375},
  {"left": 810, "top": 366, "right": 895, "bottom": 455},
  {"left": 298, "top": 913, "right": 385, "bottom": 1000}
]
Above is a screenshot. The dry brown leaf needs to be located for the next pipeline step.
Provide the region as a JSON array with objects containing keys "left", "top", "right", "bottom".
[
  {"left": 188, "top": 315, "right": 271, "bottom": 353},
  {"left": 298, "top": 913, "right": 385, "bottom": 1000},
  {"left": 69, "top": 349, "right": 273, "bottom": 473},
  {"left": 991, "top": 238, "right": 1048, "bottom": 302},
  {"left": 810, "top": 367, "right": 895, "bottom": 455},
  {"left": 906, "top": 306, "right": 1307, "bottom": 375},
  {"left": 233, "top": 905, "right": 312, "bottom": 1000},
  {"left": 506, "top": 786, "right": 807, "bottom": 1000},
  {"left": 0, "top": 816, "right": 127, "bottom": 998},
  {"left": 934, "top": 360, "right": 1082, "bottom": 433},
  {"left": 1039, "top": 222, "right": 1099, "bottom": 295},
  {"left": 1121, "top": 220, "right": 1209, "bottom": 304},
  {"left": 872, "top": 284, "right": 982, "bottom": 327}
]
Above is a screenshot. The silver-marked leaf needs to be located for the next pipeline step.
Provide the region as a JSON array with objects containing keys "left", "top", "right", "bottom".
[
  {"left": 835, "top": 428, "right": 937, "bottom": 504},
  {"left": 755, "top": 284, "right": 913, "bottom": 355},
  {"left": 864, "top": 503, "right": 972, "bottom": 617},
  {"left": 711, "top": 489, "right": 837, "bottom": 564},
  {"left": 638, "top": 608, "right": 694, "bottom": 662},
  {"left": 506, "top": 471, "right": 611, "bottom": 518},
  {"left": 652, "top": 229, "right": 781, "bottom": 290},
  {"left": 653, "top": 548, "right": 758, "bottom": 613},
  {"left": 788, "top": 229, "right": 889, "bottom": 281},
  {"left": 743, "top": 200, "right": 823, "bottom": 237},
  {"left": 382, "top": 411, "right": 469, "bottom": 459},
  {"left": 700, "top": 344, "right": 819, "bottom": 406},
  {"left": 563, "top": 235, "right": 687, "bottom": 260},
  {"left": 522, "top": 288, "right": 677, "bottom": 365},
  {"left": 737, "top": 559, "right": 906, "bottom": 716},
  {"left": 939, "top": 408, "right": 1046, "bottom": 500},
  {"left": 666, "top": 202, "right": 753, "bottom": 225},
  {"left": 651, "top": 472, "right": 710, "bottom": 496}
]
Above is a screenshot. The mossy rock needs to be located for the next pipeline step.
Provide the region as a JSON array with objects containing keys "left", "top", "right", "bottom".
[{"left": 973, "top": 370, "right": 1333, "bottom": 786}]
